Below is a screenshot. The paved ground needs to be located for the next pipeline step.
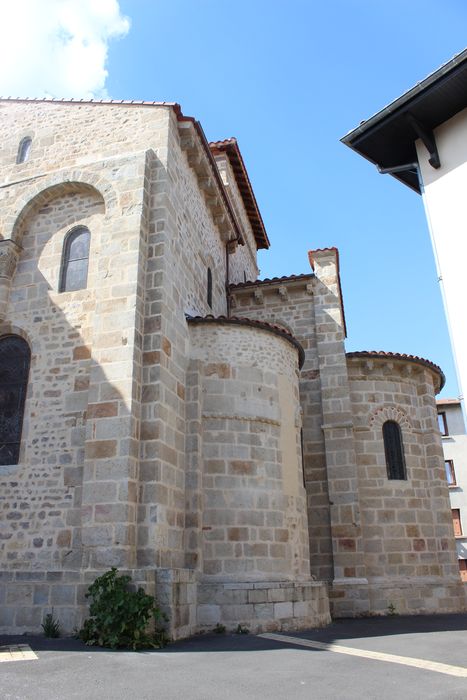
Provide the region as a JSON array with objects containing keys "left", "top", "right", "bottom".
[{"left": 1, "top": 614, "right": 467, "bottom": 699}]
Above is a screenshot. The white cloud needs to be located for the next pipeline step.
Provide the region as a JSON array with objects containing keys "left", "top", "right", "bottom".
[{"left": 0, "top": 0, "right": 130, "bottom": 99}]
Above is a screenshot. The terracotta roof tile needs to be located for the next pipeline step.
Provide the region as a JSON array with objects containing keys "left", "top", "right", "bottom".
[
  {"left": 209, "top": 138, "right": 269, "bottom": 250},
  {"left": 346, "top": 350, "right": 445, "bottom": 390},
  {"left": 186, "top": 314, "right": 304, "bottom": 367},
  {"left": 230, "top": 273, "right": 314, "bottom": 290}
]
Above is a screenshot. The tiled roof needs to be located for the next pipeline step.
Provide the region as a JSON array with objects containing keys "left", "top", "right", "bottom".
[
  {"left": 0, "top": 101, "right": 268, "bottom": 251},
  {"left": 436, "top": 397, "right": 461, "bottom": 405},
  {"left": 0, "top": 96, "right": 179, "bottom": 108},
  {"left": 209, "top": 138, "right": 269, "bottom": 250},
  {"left": 0, "top": 98, "right": 244, "bottom": 247},
  {"left": 346, "top": 350, "right": 445, "bottom": 390},
  {"left": 186, "top": 315, "right": 304, "bottom": 367},
  {"left": 230, "top": 273, "right": 314, "bottom": 290}
]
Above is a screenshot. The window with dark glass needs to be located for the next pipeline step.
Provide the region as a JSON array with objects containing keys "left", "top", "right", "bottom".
[
  {"left": 207, "top": 267, "right": 212, "bottom": 309},
  {"left": 0, "top": 335, "right": 30, "bottom": 465},
  {"left": 17, "top": 136, "right": 32, "bottom": 164},
  {"left": 438, "top": 411, "right": 448, "bottom": 436},
  {"left": 382, "top": 420, "right": 407, "bottom": 480},
  {"left": 59, "top": 226, "right": 91, "bottom": 292},
  {"left": 445, "top": 459, "right": 456, "bottom": 486}
]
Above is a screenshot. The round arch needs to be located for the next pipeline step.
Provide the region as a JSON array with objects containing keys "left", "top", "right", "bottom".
[{"left": 3, "top": 170, "right": 118, "bottom": 245}]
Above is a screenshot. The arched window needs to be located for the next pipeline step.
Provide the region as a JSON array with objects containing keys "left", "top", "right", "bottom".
[
  {"left": 382, "top": 420, "right": 407, "bottom": 480},
  {"left": 17, "top": 137, "right": 32, "bottom": 164},
  {"left": 207, "top": 267, "right": 213, "bottom": 309},
  {"left": 59, "top": 226, "right": 91, "bottom": 292},
  {"left": 0, "top": 335, "right": 30, "bottom": 465}
]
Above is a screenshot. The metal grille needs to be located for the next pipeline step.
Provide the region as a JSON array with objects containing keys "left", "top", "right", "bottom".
[{"left": 0, "top": 335, "right": 30, "bottom": 465}]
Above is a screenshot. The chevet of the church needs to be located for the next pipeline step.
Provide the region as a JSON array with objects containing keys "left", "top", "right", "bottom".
[{"left": 0, "top": 97, "right": 464, "bottom": 639}]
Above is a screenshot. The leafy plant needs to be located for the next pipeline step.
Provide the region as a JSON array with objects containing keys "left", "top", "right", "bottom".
[
  {"left": 41, "top": 610, "right": 61, "bottom": 638},
  {"left": 78, "top": 568, "right": 168, "bottom": 650},
  {"left": 235, "top": 623, "right": 249, "bottom": 635},
  {"left": 387, "top": 602, "right": 397, "bottom": 616},
  {"left": 213, "top": 623, "right": 226, "bottom": 634}
]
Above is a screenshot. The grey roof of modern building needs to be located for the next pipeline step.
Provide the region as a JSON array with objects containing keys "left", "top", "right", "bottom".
[{"left": 341, "top": 48, "right": 467, "bottom": 193}]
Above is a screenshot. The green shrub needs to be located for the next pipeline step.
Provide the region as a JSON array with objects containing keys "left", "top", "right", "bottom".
[{"left": 78, "top": 568, "right": 168, "bottom": 650}]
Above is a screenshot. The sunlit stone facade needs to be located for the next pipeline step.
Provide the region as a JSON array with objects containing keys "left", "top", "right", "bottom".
[{"left": 0, "top": 99, "right": 463, "bottom": 638}]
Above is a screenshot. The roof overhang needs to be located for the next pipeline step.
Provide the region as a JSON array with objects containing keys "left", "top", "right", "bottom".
[
  {"left": 341, "top": 48, "right": 467, "bottom": 193},
  {"left": 210, "top": 139, "right": 269, "bottom": 249}
]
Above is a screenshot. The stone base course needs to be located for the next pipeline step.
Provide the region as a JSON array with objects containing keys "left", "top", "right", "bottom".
[
  {"left": 330, "top": 576, "right": 467, "bottom": 618},
  {"left": 197, "top": 579, "right": 330, "bottom": 633},
  {"left": 0, "top": 568, "right": 330, "bottom": 639},
  {"left": 0, "top": 568, "right": 156, "bottom": 636}
]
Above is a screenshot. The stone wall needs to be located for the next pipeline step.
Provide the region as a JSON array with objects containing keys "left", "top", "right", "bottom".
[
  {"left": 0, "top": 568, "right": 157, "bottom": 636},
  {"left": 230, "top": 263, "right": 339, "bottom": 583},
  {"left": 189, "top": 319, "right": 309, "bottom": 581},
  {"left": 341, "top": 354, "right": 466, "bottom": 616},
  {"left": 0, "top": 101, "right": 171, "bottom": 179}
]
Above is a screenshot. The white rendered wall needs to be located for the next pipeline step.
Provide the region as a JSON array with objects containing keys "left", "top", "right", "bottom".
[
  {"left": 417, "top": 108, "right": 467, "bottom": 406},
  {"left": 438, "top": 401, "right": 467, "bottom": 565}
]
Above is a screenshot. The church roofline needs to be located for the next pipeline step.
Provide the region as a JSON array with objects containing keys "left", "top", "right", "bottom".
[
  {"left": 209, "top": 139, "right": 269, "bottom": 250},
  {"left": 341, "top": 48, "right": 467, "bottom": 193},
  {"left": 346, "top": 350, "right": 445, "bottom": 391},
  {"left": 187, "top": 314, "right": 305, "bottom": 368},
  {"left": 0, "top": 97, "right": 269, "bottom": 250},
  {"left": 229, "top": 272, "right": 314, "bottom": 290}
]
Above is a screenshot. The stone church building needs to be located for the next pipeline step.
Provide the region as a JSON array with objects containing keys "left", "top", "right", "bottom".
[{"left": 0, "top": 99, "right": 464, "bottom": 638}]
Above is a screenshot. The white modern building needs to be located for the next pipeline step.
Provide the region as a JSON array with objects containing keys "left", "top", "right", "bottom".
[
  {"left": 342, "top": 49, "right": 467, "bottom": 409},
  {"left": 437, "top": 398, "right": 467, "bottom": 582}
]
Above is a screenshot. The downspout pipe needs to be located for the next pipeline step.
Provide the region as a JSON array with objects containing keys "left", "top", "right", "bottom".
[{"left": 225, "top": 240, "right": 231, "bottom": 318}]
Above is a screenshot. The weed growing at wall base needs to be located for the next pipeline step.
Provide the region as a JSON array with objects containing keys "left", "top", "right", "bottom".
[{"left": 78, "top": 568, "right": 168, "bottom": 650}]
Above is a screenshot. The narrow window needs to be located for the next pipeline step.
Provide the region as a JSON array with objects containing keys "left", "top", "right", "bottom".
[
  {"left": 452, "top": 508, "right": 462, "bottom": 537},
  {"left": 17, "top": 137, "right": 32, "bottom": 164},
  {"left": 438, "top": 411, "right": 448, "bottom": 436},
  {"left": 0, "top": 335, "right": 30, "bottom": 465},
  {"left": 207, "top": 267, "right": 212, "bottom": 309},
  {"left": 59, "top": 226, "right": 90, "bottom": 292},
  {"left": 382, "top": 420, "right": 407, "bottom": 480},
  {"left": 445, "top": 459, "right": 456, "bottom": 486}
]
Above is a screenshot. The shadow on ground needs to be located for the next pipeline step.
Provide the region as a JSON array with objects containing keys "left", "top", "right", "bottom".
[{"left": 1, "top": 613, "right": 467, "bottom": 655}]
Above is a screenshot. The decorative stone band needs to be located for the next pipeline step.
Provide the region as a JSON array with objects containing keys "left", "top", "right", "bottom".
[
  {"left": 321, "top": 420, "right": 354, "bottom": 431},
  {"left": 346, "top": 350, "right": 445, "bottom": 392},
  {"left": 187, "top": 315, "right": 305, "bottom": 368},
  {"left": 369, "top": 405, "right": 413, "bottom": 430},
  {"left": 202, "top": 412, "right": 281, "bottom": 426},
  {"left": 0, "top": 240, "right": 22, "bottom": 280}
]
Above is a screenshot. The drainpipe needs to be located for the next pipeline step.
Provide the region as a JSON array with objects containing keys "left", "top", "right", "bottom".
[
  {"left": 225, "top": 240, "right": 231, "bottom": 318},
  {"left": 377, "top": 162, "right": 419, "bottom": 178}
]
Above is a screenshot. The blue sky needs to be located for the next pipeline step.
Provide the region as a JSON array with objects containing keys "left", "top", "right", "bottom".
[{"left": 3, "top": 1, "right": 467, "bottom": 396}]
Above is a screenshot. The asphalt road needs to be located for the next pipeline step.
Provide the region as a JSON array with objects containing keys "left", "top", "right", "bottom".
[{"left": 1, "top": 614, "right": 467, "bottom": 700}]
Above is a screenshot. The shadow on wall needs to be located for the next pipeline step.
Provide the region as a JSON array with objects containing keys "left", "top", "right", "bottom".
[{"left": 0, "top": 179, "right": 141, "bottom": 574}]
